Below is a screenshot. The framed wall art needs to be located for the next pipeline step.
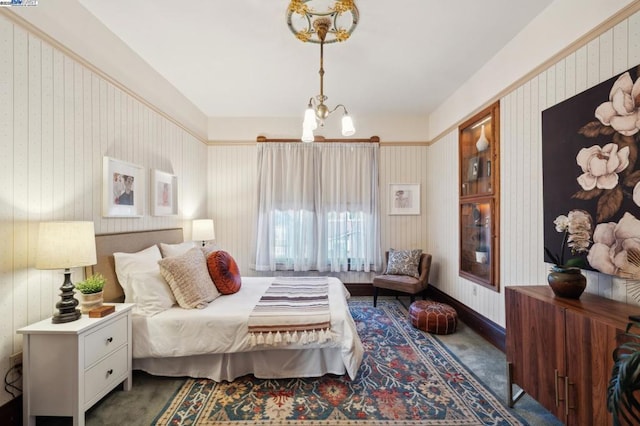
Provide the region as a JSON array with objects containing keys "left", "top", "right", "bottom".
[
  {"left": 151, "top": 169, "right": 178, "bottom": 216},
  {"left": 389, "top": 183, "right": 420, "bottom": 215},
  {"left": 542, "top": 64, "right": 640, "bottom": 279},
  {"left": 102, "top": 157, "right": 144, "bottom": 218}
]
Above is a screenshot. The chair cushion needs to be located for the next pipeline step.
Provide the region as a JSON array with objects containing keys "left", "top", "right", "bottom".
[
  {"left": 385, "top": 248, "right": 422, "bottom": 278},
  {"left": 372, "top": 274, "right": 422, "bottom": 294},
  {"left": 409, "top": 300, "right": 458, "bottom": 335}
]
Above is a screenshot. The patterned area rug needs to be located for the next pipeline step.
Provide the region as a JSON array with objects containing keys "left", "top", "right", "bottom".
[{"left": 153, "top": 300, "right": 523, "bottom": 425}]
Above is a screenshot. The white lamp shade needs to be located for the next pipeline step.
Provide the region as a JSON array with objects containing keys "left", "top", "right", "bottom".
[
  {"left": 303, "top": 107, "right": 318, "bottom": 131},
  {"left": 36, "top": 221, "right": 97, "bottom": 269},
  {"left": 192, "top": 219, "right": 215, "bottom": 241},
  {"left": 341, "top": 114, "right": 355, "bottom": 136}
]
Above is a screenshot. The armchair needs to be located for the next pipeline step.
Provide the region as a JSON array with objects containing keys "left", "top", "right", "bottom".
[{"left": 373, "top": 251, "right": 432, "bottom": 307}]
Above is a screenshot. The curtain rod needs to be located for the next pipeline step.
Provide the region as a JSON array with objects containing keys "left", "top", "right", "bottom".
[{"left": 256, "top": 135, "right": 380, "bottom": 143}]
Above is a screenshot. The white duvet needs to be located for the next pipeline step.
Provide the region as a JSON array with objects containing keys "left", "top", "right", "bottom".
[{"left": 132, "top": 276, "right": 363, "bottom": 379}]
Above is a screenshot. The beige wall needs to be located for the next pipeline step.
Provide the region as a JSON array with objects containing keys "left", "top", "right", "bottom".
[
  {"left": 427, "top": 7, "right": 640, "bottom": 328},
  {"left": 0, "top": 14, "right": 208, "bottom": 408}
]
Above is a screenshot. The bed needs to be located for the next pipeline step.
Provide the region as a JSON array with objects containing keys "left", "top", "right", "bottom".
[{"left": 87, "top": 228, "right": 364, "bottom": 382}]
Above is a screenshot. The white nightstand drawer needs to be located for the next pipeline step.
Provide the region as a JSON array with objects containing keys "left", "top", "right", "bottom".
[
  {"left": 84, "top": 345, "right": 128, "bottom": 405},
  {"left": 84, "top": 315, "right": 128, "bottom": 368}
]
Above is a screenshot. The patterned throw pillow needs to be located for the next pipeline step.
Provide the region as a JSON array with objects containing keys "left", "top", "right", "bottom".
[
  {"left": 158, "top": 248, "right": 220, "bottom": 309},
  {"left": 206, "top": 250, "right": 242, "bottom": 295},
  {"left": 385, "top": 248, "right": 422, "bottom": 278}
]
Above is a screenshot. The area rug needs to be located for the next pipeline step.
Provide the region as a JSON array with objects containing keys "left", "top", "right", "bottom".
[{"left": 153, "top": 300, "right": 523, "bottom": 425}]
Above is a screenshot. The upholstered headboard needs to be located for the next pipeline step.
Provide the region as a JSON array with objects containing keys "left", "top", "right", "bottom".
[{"left": 85, "top": 228, "right": 184, "bottom": 302}]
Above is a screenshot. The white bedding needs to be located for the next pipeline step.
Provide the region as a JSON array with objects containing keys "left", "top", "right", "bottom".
[{"left": 132, "top": 276, "right": 363, "bottom": 380}]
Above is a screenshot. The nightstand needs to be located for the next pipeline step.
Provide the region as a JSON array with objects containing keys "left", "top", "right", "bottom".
[{"left": 17, "top": 303, "right": 133, "bottom": 426}]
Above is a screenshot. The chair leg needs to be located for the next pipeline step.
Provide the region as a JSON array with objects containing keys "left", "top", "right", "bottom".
[
  {"left": 373, "top": 287, "right": 379, "bottom": 307},
  {"left": 410, "top": 294, "right": 415, "bottom": 304}
]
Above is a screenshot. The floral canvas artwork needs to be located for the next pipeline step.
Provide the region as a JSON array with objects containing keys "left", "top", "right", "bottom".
[{"left": 542, "top": 65, "right": 640, "bottom": 279}]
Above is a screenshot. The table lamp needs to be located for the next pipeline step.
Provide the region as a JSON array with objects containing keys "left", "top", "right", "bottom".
[
  {"left": 36, "top": 221, "right": 97, "bottom": 323},
  {"left": 192, "top": 219, "right": 215, "bottom": 247}
]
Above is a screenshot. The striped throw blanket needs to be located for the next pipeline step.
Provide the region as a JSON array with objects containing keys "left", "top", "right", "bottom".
[{"left": 248, "top": 277, "right": 332, "bottom": 347}]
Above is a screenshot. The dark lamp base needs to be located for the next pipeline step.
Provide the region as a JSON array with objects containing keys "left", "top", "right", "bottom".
[
  {"left": 51, "top": 269, "right": 82, "bottom": 324},
  {"left": 52, "top": 309, "right": 82, "bottom": 324}
]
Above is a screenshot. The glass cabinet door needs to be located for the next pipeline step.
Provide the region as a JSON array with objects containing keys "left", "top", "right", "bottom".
[
  {"left": 459, "top": 114, "right": 495, "bottom": 197},
  {"left": 460, "top": 201, "right": 494, "bottom": 286}
]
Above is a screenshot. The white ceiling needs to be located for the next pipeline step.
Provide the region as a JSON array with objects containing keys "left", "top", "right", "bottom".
[{"left": 77, "top": 0, "right": 554, "bottom": 120}]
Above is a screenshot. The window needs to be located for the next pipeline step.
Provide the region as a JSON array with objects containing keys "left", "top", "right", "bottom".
[{"left": 254, "top": 143, "right": 381, "bottom": 273}]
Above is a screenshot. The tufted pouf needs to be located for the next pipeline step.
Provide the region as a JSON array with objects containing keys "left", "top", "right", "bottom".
[{"left": 409, "top": 300, "right": 458, "bottom": 335}]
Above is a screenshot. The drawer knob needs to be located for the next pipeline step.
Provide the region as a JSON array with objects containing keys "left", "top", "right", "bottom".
[
  {"left": 106, "top": 337, "right": 113, "bottom": 344},
  {"left": 107, "top": 369, "right": 113, "bottom": 376}
]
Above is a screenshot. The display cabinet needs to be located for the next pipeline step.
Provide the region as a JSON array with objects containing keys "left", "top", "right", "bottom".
[{"left": 458, "top": 101, "right": 500, "bottom": 290}]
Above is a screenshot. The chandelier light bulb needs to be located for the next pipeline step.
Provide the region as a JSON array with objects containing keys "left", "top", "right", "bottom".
[
  {"left": 341, "top": 113, "right": 355, "bottom": 136},
  {"left": 303, "top": 106, "right": 318, "bottom": 131},
  {"left": 302, "top": 126, "right": 315, "bottom": 143}
]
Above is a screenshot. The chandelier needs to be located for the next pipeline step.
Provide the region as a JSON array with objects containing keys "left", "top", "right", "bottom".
[{"left": 287, "top": 0, "right": 359, "bottom": 142}]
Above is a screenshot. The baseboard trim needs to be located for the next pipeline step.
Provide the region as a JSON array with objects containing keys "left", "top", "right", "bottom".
[
  {"left": 344, "top": 283, "right": 373, "bottom": 297},
  {"left": 0, "top": 395, "right": 21, "bottom": 426},
  {"left": 345, "top": 282, "right": 506, "bottom": 352},
  {"left": 420, "top": 286, "right": 506, "bottom": 352},
  {"left": 426, "top": 286, "right": 506, "bottom": 352}
]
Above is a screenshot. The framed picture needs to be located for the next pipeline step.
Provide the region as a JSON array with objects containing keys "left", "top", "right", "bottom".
[
  {"left": 389, "top": 183, "right": 421, "bottom": 215},
  {"left": 151, "top": 169, "right": 178, "bottom": 216},
  {"left": 467, "top": 156, "right": 480, "bottom": 180},
  {"left": 102, "top": 157, "right": 144, "bottom": 218}
]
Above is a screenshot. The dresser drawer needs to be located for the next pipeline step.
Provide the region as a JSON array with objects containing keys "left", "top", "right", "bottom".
[
  {"left": 84, "top": 345, "right": 128, "bottom": 405},
  {"left": 84, "top": 315, "right": 128, "bottom": 368}
]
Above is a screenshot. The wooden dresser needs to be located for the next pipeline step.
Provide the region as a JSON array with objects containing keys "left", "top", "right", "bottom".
[{"left": 505, "top": 286, "right": 639, "bottom": 425}]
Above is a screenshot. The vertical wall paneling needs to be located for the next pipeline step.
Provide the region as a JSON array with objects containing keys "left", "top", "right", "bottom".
[
  {"left": 13, "top": 25, "right": 28, "bottom": 347},
  {"left": 427, "top": 9, "right": 640, "bottom": 329},
  {"left": 27, "top": 33, "right": 41, "bottom": 324},
  {"left": 0, "top": 17, "right": 208, "bottom": 408},
  {"left": 0, "top": 15, "right": 15, "bottom": 370}
]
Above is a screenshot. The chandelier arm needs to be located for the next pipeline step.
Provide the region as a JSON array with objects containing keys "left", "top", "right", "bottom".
[{"left": 328, "top": 104, "right": 349, "bottom": 115}]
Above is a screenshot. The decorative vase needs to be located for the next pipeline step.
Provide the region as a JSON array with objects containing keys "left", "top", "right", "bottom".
[
  {"left": 547, "top": 266, "right": 586, "bottom": 299},
  {"left": 78, "top": 291, "right": 104, "bottom": 314},
  {"left": 476, "top": 124, "right": 490, "bottom": 152}
]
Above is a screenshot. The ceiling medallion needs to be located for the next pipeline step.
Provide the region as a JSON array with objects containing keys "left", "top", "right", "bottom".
[{"left": 287, "top": 0, "right": 359, "bottom": 44}]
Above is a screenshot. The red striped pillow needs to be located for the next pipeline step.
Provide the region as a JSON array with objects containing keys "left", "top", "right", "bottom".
[{"left": 206, "top": 250, "right": 242, "bottom": 295}]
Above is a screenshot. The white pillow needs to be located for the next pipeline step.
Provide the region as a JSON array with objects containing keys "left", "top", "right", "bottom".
[
  {"left": 159, "top": 241, "right": 196, "bottom": 258},
  {"left": 129, "top": 270, "right": 176, "bottom": 316},
  {"left": 113, "top": 245, "right": 162, "bottom": 303}
]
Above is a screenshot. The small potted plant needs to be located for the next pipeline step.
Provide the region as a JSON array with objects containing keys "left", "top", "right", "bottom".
[
  {"left": 75, "top": 273, "right": 106, "bottom": 314},
  {"left": 475, "top": 244, "right": 489, "bottom": 264}
]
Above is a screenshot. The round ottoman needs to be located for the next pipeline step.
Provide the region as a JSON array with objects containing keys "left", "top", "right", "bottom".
[{"left": 409, "top": 300, "right": 458, "bottom": 335}]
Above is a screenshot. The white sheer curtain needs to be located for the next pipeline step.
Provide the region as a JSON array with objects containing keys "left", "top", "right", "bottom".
[{"left": 254, "top": 142, "right": 381, "bottom": 272}]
